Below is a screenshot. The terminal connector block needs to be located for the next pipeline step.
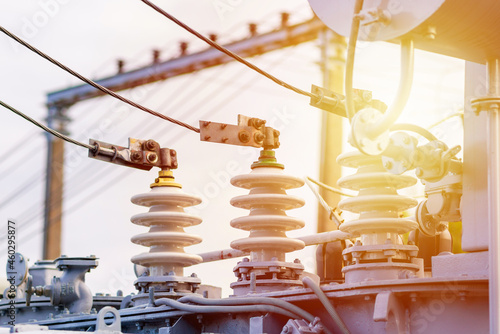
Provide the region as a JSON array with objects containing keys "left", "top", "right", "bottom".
[
  {"left": 200, "top": 114, "right": 280, "bottom": 149},
  {"left": 309, "top": 85, "right": 387, "bottom": 118},
  {"left": 88, "top": 138, "right": 177, "bottom": 171}
]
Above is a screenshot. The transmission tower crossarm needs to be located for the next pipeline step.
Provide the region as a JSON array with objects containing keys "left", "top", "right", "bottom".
[{"left": 46, "top": 18, "right": 325, "bottom": 108}]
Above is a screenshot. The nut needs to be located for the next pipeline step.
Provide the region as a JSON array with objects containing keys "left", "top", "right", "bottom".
[
  {"left": 131, "top": 151, "right": 142, "bottom": 162},
  {"left": 145, "top": 140, "right": 157, "bottom": 151},
  {"left": 146, "top": 152, "right": 158, "bottom": 163},
  {"left": 238, "top": 130, "right": 250, "bottom": 143},
  {"left": 254, "top": 132, "right": 265, "bottom": 143}
]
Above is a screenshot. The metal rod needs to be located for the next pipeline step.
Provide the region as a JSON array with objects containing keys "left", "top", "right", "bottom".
[
  {"left": 487, "top": 58, "right": 500, "bottom": 334},
  {"left": 199, "top": 230, "right": 353, "bottom": 263},
  {"left": 367, "top": 39, "right": 415, "bottom": 138}
]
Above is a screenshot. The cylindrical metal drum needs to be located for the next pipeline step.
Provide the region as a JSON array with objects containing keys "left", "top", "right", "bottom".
[{"left": 309, "top": 0, "right": 500, "bottom": 63}]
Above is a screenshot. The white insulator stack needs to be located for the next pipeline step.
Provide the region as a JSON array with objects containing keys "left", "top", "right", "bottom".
[
  {"left": 229, "top": 150, "right": 306, "bottom": 295},
  {"left": 130, "top": 170, "right": 202, "bottom": 302},
  {"left": 337, "top": 151, "right": 420, "bottom": 283}
]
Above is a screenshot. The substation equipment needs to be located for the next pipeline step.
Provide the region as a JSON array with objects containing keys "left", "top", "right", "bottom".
[{"left": 1, "top": 1, "right": 499, "bottom": 333}]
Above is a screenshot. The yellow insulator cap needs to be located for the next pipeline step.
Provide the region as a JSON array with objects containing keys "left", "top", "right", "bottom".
[{"left": 150, "top": 170, "right": 182, "bottom": 188}]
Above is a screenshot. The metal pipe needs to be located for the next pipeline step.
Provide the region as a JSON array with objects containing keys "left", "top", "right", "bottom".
[
  {"left": 154, "top": 297, "right": 297, "bottom": 320},
  {"left": 486, "top": 58, "right": 500, "bottom": 334},
  {"left": 344, "top": 0, "right": 365, "bottom": 122},
  {"left": 367, "top": 39, "right": 414, "bottom": 138},
  {"left": 199, "top": 230, "right": 353, "bottom": 263}
]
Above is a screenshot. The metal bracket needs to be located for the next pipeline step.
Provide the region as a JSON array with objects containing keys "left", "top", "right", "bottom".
[
  {"left": 200, "top": 114, "right": 280, "bottom": 149},
  {"left": 373, "top": 291, "right": 407, "bottom": 333},
  {"left": 88, "top": 138, "right": 177, "bottom": 171},
  {"left": 95, "top": 307, "right": 122, "bottom": 334}
]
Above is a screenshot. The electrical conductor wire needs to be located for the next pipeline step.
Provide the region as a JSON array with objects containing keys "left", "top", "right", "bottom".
[
  {"left": 0, "top": 99, "right": 94, "bottom": 150},
  {"left": 0, "top": 25, "right": 200, "bottom": 134},
  {"left": 139, "top": 0, "right": 317, "bottom": 100}
]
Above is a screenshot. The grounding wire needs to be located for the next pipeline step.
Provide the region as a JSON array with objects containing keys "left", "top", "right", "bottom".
[
  {"left": 0, "top": 99, "right": 94, "bottom": 150},
  {"left": 139, "top": 0, "right": 317, "bottom": 100},
  {"left": 0, "top": 25, "right": 200, "bottom": 134}
]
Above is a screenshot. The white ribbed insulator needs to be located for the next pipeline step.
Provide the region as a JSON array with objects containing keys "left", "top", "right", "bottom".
[
  {"left": 130, "top": 185, "right": 203, "bottom": 277},
  {"left": 337, "top": 151, "right": 420, "bottom": 283},
  {"left": 337, "top": 151, "right": 418, "bottom": 238},
  {"left": 230, "top": 167, "right": 305, "bottom": 262}
]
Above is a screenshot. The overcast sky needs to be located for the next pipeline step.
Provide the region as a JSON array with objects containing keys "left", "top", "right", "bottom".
[{"left": 0, "top": 1, "right": 464, "bottom": 297}]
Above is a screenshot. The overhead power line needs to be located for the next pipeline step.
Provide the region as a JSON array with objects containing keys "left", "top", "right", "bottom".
[
  {"left": 139, "top": 0, "right": 317, "bottom": 100},
  {"left": 0, "top": 100, "right": 94, "bottom": 150},
  {"left": 0, "top": 25, "right": 200, "bottom": 134}
]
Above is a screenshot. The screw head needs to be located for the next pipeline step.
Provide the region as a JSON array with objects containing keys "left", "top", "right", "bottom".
[{"left": 238, "top": 131, "right": 250, "bottom": 143}]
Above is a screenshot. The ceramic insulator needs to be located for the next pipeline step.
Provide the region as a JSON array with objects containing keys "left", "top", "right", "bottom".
[
  {"left": 130, "top": 185, "right": 203, "bottom": 277},
  {"left": 337, "top": 151, "right": 418, "bottom": 244},
  {"left": 230, "top": 166, "right": 306, "bottom": 262}
]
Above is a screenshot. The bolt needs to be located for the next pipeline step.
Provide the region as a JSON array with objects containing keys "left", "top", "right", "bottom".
[
  {"left": 202, "top": 121, "right": 211, "bottom": 127},
  {"left": 131, "top": 151, "right": 142, "bottom": 162},
  {"left": 242, "top": 257, "right": 250, "bottom": 262},
  {"left": 147, "top": 152, "right": 158, "bottom": 163},
  {"left": 204, "top": 135, "right": 211, "bottom": 140},
  {"left": 145, "top": 139, "right": 157, "bottom": 151},
  {"left": 170, "top": 150, "right": 176, "bottom": 156},
  {"left": 254, "top": 132, "right": 265, "bottom": 143},
  {"left": 238, "top": 131, "right": 250, "bottom": 143},
  {"left": 282, "top": 325, "right": 291, "bottom": 333},
  {"left": 384, "top": 160, "right": 393, "bottom": 170},
  {"left": 222, "top": 137, "right": 228, "bottom": 143},
  {"left": 294, "top": 258, "right": 301, "bottom": 264},
  {"left": 220, "top": 123, "right": 227, "bottom": 129}
]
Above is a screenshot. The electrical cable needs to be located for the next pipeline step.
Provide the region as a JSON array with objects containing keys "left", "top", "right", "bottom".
[
  {"left": 390, "top": 123, "right": 438, "bottom": 142},
  {"left": 0, "top": 144, "right": 45, "bottom": 182},
  {"left": 5, "top": 44, "right": 302, "bottom": 253},
  {"left": 0, "top": 173, "right": 44, "bottom": 210},
  {"left": 0, "top": 100, "right": 94, "bottom": 150},
  {"left": 306, "top": 176, "right": 355, "bottom": 198},
  {"left": 427, "top": 112, "right": 464, "bottom": 130},
  {"left": 344, "top": 0, "right": 365, "bottom": 122},
  {"left": 154, "top": 297, "right": 298, "bottom": 320},
  {"left": 0, "top": 25, "right": 200, "bottom": 134},
  {"left": 178, "top": 295, "right": 317, "bottom": 325},
  {"left": 139, "top": 0, "right": 317, "bottom": 100},
  {"left": 302, "top": 276, "right": 350, "bottom": 334}
]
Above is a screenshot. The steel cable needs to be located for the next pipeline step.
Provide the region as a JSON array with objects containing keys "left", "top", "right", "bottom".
[
  {"left": 139, "top": 0, "right": 317, "bottom": 100},
  {"left": 0, "top": 25, "right": 200, "bottom": 133},
  {"left": 0, "top": 100, "right": 94, "bottom": 150}
]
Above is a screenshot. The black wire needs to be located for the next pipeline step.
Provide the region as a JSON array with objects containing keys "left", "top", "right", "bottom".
[
  {"left": 0, "top": 25, "right": 200, "bottom": 134},
  {"left": 139, "top": 0, "right": 317, "bottom": 100},
  {"left": 0, "top": 99, "right": 94, "bottom": 150}
]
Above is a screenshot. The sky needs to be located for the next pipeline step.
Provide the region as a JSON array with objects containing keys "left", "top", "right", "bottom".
[{"left": 0, "top": 1, "right": 465, "bottom": 297}]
